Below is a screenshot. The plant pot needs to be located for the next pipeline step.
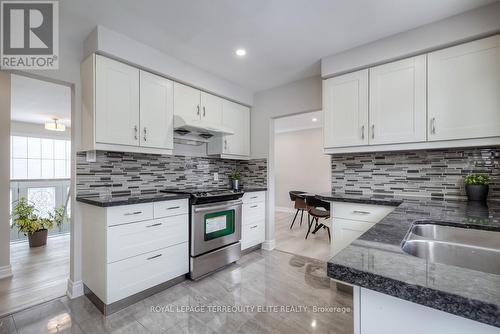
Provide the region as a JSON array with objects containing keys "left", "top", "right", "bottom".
[
  {"left": 465, "top": 184, "right": 489, "bottom": 202},
  {"left": 231, "top": 179, "right": 240, "bottom": 190},
  {"left": 28, "top": 229, "right": 48, "bottom": 248}
]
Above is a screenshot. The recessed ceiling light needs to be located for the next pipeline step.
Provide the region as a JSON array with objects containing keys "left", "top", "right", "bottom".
[
  {"left": 312, "top": 118, "right": 318, "bottom": 122},
  {"left": 235, "top": 49, "right": 246, "bottom": 57}
]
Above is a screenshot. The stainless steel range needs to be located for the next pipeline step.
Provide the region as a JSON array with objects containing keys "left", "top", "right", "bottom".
[{"left": 160, "top": 188, "right": 244, "bottom": 279}]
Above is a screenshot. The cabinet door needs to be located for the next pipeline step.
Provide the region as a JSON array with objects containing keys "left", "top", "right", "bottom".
[
  {"left": 323, "top": 70, "right": 369, "bottom": 148},
  {"left": 331, "top": 218, "right": 374, "bottom": 256},
  {"left": 139, "top": 71, "right": 174, "bottom": 149},
  {"left": 201, "top": 92, "right": 223, "bottom": 124},
  {"left": 173, "top": 83, "right": 201, "bottom": 122},
  {"left": 222, "top": 100, "right": 250, "bottom": 156},
  {"left": 428, "top": 34, "right": 500, "bottom": 141},
  {"left": 369, "top": 55, "right": 426, "bottom": 145},
  {"left": 95, "top": 55, "right": 140, "bottom": 146}
]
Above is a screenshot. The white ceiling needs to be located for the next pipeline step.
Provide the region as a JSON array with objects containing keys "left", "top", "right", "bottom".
[
  {"left": 275, "top": 110, "right": 323, "bottom": 134},
  {"left": 11, "top": 75, "right": 71, "bottom": 126},
  {"left": 62, "top": 0, "right": 497, "bottom": 92}
]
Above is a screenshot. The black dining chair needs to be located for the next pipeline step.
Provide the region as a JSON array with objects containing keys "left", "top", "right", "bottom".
[
  {"left": 304, "top": 195, "right": 331, "bottom": 241},
  {"left": 289, "top": 191, "right": 307, "bottom": 229}
]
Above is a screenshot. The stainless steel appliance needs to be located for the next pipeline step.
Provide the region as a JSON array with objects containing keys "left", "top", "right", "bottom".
[{"left": 160, "top": 188, "right": 244, "bottom": 279}]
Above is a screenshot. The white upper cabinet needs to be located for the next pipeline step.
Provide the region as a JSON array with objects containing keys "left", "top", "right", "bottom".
[
  {"left": 139, "top": 71, "right": 174, "bottom": 150},
  {"left": 323, "top": 69, "right": 369, "bottom": 148},
  {"left": 95, "top": 55, "right": 140, "bottom": 147},
  {"left": 223, "top": 101, "right": 250, "bottom": 156},
  {"left": 173, "top": 83, "right": 201, "bottom": 122},
  {"left": 207, "top": 100, "right": 250, "bottom": 159},
  {"left": 428, "top": 35, "right": 500, "bottom": 141},
  {"left": 369, "top": 55, "right": 427, "bottom": 145},
  {"left": 200, "top": 92, "right": 223, "bottom": 124}
]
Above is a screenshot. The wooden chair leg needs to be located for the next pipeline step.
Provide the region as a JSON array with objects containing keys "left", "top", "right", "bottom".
[{"left": 289, "top": 209, "right": 300, "bottom": 229}]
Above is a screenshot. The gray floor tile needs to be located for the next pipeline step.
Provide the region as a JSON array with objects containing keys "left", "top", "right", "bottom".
[
  {"left": 6, "top": 250, "right": 353, "bottom": 334},
  {"left": 0, "top": 316, "right": 17, "bottom": 334},
  {"left": 12, "top": 299, "right": 82, "bottom": 334}
]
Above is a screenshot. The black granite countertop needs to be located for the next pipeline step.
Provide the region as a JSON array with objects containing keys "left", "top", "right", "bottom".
[
  {"left": 323, "top": 193, "right": 500, "bottom": 328},
  {"left": 76, "top": 192, "right": 191, "bottom": 207},
  {"left": 76, "top": 186, "right": 267, "bottom": 207}
]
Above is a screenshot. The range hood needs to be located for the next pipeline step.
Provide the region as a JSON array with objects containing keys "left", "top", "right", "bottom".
[{"left": 173, "top": 115, "right": 234, "bottom": 145}]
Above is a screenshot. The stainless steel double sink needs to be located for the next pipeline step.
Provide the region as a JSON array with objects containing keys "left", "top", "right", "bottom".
[{"left": 401, "top": 221, "right": 500, "bottom": 275}]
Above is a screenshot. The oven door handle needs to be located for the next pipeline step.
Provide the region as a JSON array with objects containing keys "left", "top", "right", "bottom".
[{"left": 193, "top": 201, "right": 242, "bottom": 213}]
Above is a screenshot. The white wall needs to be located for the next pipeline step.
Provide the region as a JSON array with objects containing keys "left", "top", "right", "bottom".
[
  {"left": 84, "top": 26, "right": 254, "bottom": 106},
  {"left": 275, "top": 128, "right": 331, "bottom": 210},
  {"left": 251, "top": 76, "right": 322, "bottom": 159},
  {"left": 322, "top": 2, "right": 500, "bottom": 77},
  {"left": 0, "top": 72, "right": 12, "bottom": 278}
]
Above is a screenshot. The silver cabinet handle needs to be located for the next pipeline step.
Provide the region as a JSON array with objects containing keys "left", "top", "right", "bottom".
[
  {"left": 371, "top": 125, "right": 375, "bottom": 139},
  {"left": 352, "top": 210, "right": 370, "bottom": 215},
  {"left": 197, "top": 105, "right": 200, "bottom": 116},
  {"left": 250, "top": 205, "right": 258, "bottom": 208},
  {"left": 431, "top": 117, "right": 436, "bottom": 134},
  {"left": 146, "top": 254, "right": 162, "bottom": 260},
  {"left": 166, "top": 206, "right": 180, "bottom": 210},
  {"left": 250, "top": 225, "right": 258, "bottom": 229},
  {"left": 250, "top": 196, "right": 258, "bottom": 199},
  {"left": 361, "top": 125, "right": 365, "bottom": 140},
  {"left": 134, "top": 125, "right": 138, "bottom": 140},
  {"left": 124, "top": 211, "right": 142, "bottom": 216},
  {"left": 143, "top": 127, "right": 147, "bottom": 142},
  {"left": 224, "top": 138, "right": 228, "bottom": 151},
  {"left": 146, "top": 223, "right": 162, "bottom": 228},
  {"left": 203, "top": 106, "right": 206, "bottom": 117}
]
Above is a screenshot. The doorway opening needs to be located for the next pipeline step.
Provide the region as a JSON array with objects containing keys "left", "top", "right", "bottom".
[
  {"left": 272, "top": 110, "right": 332, "bottom": 261},
  {"left": 1, "top": 74, "right": 72, "bottom": 316}
]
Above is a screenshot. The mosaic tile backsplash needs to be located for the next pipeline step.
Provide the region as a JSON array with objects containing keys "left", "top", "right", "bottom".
[
  {"left": 331, "top": 147, "right": 500, "bottom": 199},
  {"left": 76, "top": 151, "right": 267, "bottom": 197}
]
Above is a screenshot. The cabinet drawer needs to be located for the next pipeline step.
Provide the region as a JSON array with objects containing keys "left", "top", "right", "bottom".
[
  {"left": 242, "top": 191, "right": 265, "bottom": 204},
  {"left": 107, "top": 203, "right": 154, "bottom": 226},
  {"left": 241, "top": 221, "right": 265, "bottom": 250},
  {"left": 331, "top": 202, "right": 394, "bottom": 223},
  {"left": 242, "top": 202, "right": 265, "bottom": 225},
  {"left": 107, "top": 242, "right": 188, "bottom": 303},
  {"left": 154, "top": 199, "right": 188, "bottom": 218},
  {"left": 332, "top": 218, "right": 375, "bottom": 256},
  {"left": 107, "top": 214, "right": 188, "bottom": 263}
]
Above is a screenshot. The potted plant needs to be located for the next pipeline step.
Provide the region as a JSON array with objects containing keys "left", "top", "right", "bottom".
[
  {"left": 11, "top": 197, "right": 64, "bottom": 248},
  {"left": 464, "top": 173, "right": 491, "bottom": 202},
  {"left": 229, "top": 171, "right": 242, "bottom": 190}
]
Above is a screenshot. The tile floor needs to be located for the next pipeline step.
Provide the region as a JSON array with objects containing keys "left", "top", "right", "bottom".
[
  {"left": 0, "top": 249, "right": 353, "bottom": 334},
  {"left": 275, "top": 211, "right": 332, "bottom": 261}
]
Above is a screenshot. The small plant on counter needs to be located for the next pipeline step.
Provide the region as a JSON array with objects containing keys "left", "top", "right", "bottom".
[
  {"left": 11, "top": 197, "right": 64, "bottom": 248},
  {"left": 464, "top": 173, "right": 491, "bottom": 202},
  {"left": 229, "top": 171, "right": 242, "bottom": 190}
]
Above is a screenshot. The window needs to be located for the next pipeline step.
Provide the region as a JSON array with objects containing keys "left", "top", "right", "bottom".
[{"left": 10, "top": 136, "right": 71, "bottom": 180}]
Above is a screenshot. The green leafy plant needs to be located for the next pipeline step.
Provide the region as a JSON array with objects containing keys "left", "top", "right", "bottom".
[
  {"left": 11, "top": 197, "right": 59, "bottom": 235},
  {"left": 229, "top": 171, "right": 241, "bottom": 181},
  {"left": 464, "top": 173, "right": 491, "bottom": 186}
]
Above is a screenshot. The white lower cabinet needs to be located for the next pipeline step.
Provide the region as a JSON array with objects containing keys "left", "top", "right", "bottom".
[
  {"left": 330, "top": 202, "right": 395, "bottom": 256},
  {"left": 107, "top": 243, "right": 188, "bottom": 303},
  {"left": 81, "top": 199, "right": 189, "bottom": 305},
  {"left": 241, "top": 191, "right": 266, "bottom": 250}
]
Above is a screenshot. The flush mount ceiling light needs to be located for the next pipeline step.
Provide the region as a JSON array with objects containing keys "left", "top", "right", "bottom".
[
  {"left": 45, "top": 118, "right": 66, "bottom": 132},
  {"left": 235, "top": 48, "right": 246, "bottom": 57},
  {"left": 312, "top": 118, "right": 318, "bottom": 122}
]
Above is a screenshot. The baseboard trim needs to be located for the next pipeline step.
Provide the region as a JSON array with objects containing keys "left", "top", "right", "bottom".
[
  {"left": 0, "top": 265, "right": 12, "bottom": 280},
  {"left": 275, "top": 206, "right": 295, "bottom": 213},
  {"left": 261, "top": 239, "right": 276, "bottom": 251},
  {"left": 66, "top": 279, "right": 84, "bottom": 299}
]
